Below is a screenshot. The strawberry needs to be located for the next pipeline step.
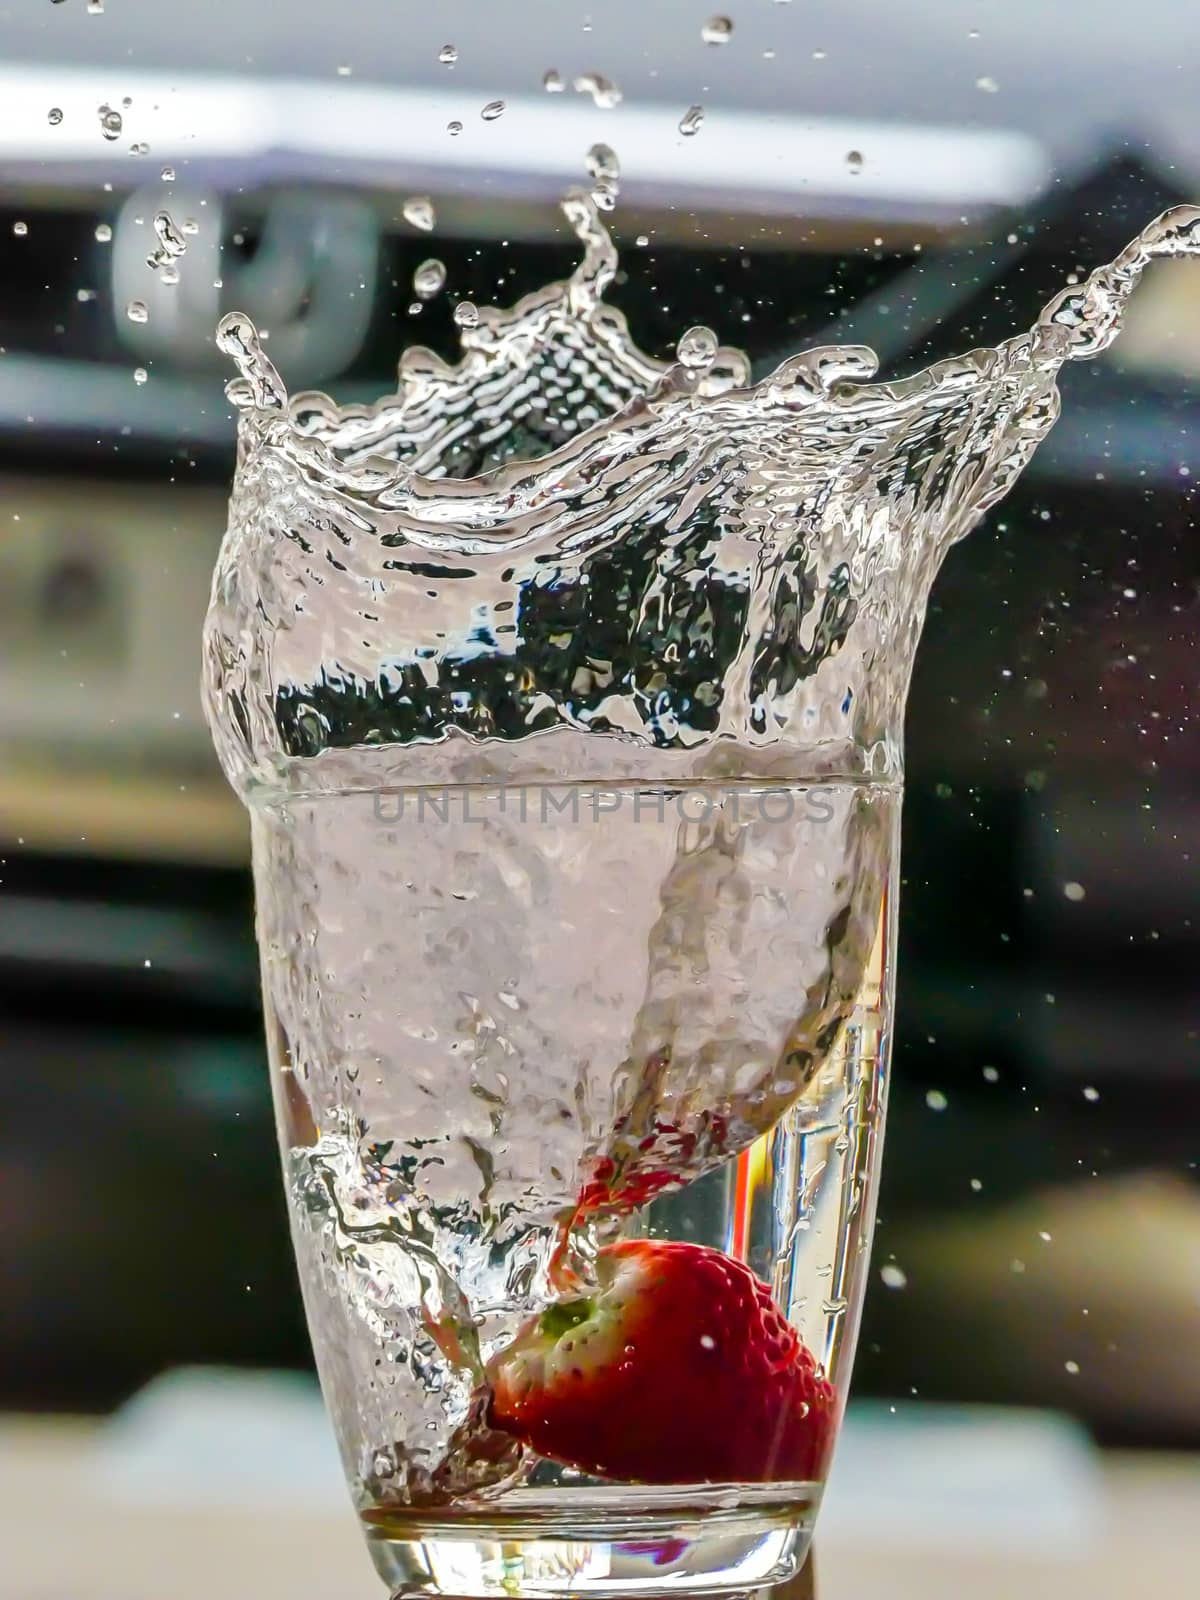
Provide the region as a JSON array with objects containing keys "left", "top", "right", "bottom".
[{"left": 487, "top": 1240, "right": 836, "bottom": 1484}]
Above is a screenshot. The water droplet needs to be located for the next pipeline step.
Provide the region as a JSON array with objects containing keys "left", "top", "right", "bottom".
[
  {"left": 446, "top": 119, "right": 463, "bottom": 136},
  {"left": 336, "top": 63, "right": 353, "bottom": 77},
  {"left": 95, "top": 222, "right": 113, "bottom": 243},
  {"left": 161, "top": 166, "right": 175, "bottom": 182},
  {"left": 481, "top": 99, "right": 506, "bottom": 121},
  {"left": 573, "top": 72, "right": 622, "bottom": 109},
  {"left": 129, "top": 141, "right": 150, "bottom": 156},
  {"left": 676, "top": 325, "right": 718, "bottom": 369},
  {"left": 438, "top": 44, "right": 458, "bottom": 65},
  {"left": 970, "top": 1177, "right": 983, "bottom": 1192},
  {"left": 133, "top": 366, "right": 148, "bottom": 385},
  {"left": 1064, "top": 1359, "right": 1080, "bottom": 1375},
  {"left": 160, "top": 264, "right": 180, "bottom": 287},
  {"left": 679, "top": 104, "right": 705, "bottom": 137},
  {"left": 47, "top": 107, "right": 63, "bottom": 126},
  {"left": 976, "top": 75, "right": 999, "bottom": 93},
  {"left": 12, "top": 220, "right": 27, "bottom": 238},
  {"left": 413, "top": 258, "right": 446, "bottom": 300},
  {"left": 87, "top": 0, "right": 103, "bottom": 12},
  {"left": 543, "top": 68, "right": 565, "bottom": 93},
  {"left": 1063, "top": 881, "right": 1086, "bottom": 902},
  {"left": 812, "top": 49, "right": 827, "bottom": 61},
  {"left": 585, "top": 142, "right": 620, "bottom": 211},
  {"left": 76, "top": 287, "right": 96, "bottom": 303},
  {"left": 182, "top": 217, "right": 199, "bottom": 236},
  {"left": 1083, "top": 1085, "right": 1100, "bottom": 1102},
  {"left": 846, "top": 150, "right": 864, "bottom": 174},
  {"left": 925, "top": 1088, "right": 948, "bottom": 1111},
  {"left": 880, "top": 1263, "right": 907, "bottom": 1290},
  {"left": 454, "top": 300, "right": 480, "bottom": 328},
  {"left": 98, "top": 104, "right": 123, "bottom": 141},
  {"left": 402, "top": 195, "right": 436, "bottom": 233},
  {"left": 701, "top": 16, "right": 733, "bottom": 45},
  {"left": 126, "top": 299, "right": 149, "bottom": 324},
  {"left": 153, "top": 210, "right": 187, "bottom": 258},
  {"left": 635, "top": 233, "right": 649, "bottom": 248},
  {"left": 982, "top": 1065, "right": 999, "bottom": 1083}
]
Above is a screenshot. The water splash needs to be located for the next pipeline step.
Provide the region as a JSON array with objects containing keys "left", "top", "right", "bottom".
[{"left": 206, "top": 191, "right": 1200, "bottom": 804}]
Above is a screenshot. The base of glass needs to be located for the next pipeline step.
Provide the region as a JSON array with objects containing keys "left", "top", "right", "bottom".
[{"left": 362, "top": 1485, "right": 819, "bottom": 1598}]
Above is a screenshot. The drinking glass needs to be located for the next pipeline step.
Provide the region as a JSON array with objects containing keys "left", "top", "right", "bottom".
[{"left": 202, "top": 192, "right": 1199, "bottom": 1597}]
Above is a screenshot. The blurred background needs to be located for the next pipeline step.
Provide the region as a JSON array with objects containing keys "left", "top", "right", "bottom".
[{"left": 1, "top": 2, "right": 1198, "bottom": 1597}]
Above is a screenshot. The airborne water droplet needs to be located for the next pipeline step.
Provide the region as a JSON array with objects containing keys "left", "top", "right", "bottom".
[
  {"left": 98, "top": 104, "right": 123, "bottom": 141},
  {"left": 543, "top": 68, "right": 565, "bottom": 93},
  {"left": 585, "top": 143, "right": 620, "bottom": 211},
  {"left": 925, "top": 1088, "right": 948, "bottom": 1111},
  {"left": 95, "top": 222, "right": 113, "bottom": 243},
  {"left": 679, "top": 104, "right": 705, "bottom": 137},
  {"left": 676, "top": 325, "right": 718, "bottom": 370},
  {"left": 438, "top": 44, "right": 458, "bottom": 65},
  {"left": 846, "top": 150, "right": 864, "bottom": 174},
  {"left": 701, "top": 16, "right": 733, "bottom": 45},
  {"left": 126, "top": 299, "right": 149, "bottom": 324},
  {"left": 133, "top": 366, "right": 148, "bottom": 385},
  {"left": 413, "top": 258, "right": 446, "bottom": 300},
  {"left": 161, "top": 166, "right": 175, "bottom": 182},
  {"left": 12, "top": 220, "right": 28, "bottom": 238},
  {"left": 573, "top": 72, "right": 622, "bottom": 109},
  {"left": 153, "top": 210, "right": 187, "bottom": 258},
  {"left": 182, "top": 217, "right": 199, "bottom": 236},
  {"left": 447, "top": 120, "right": 463, "bottom": 136},
  {"left": 129, "top": 141, "right": 150, "bottom": 156},
  {"left": 880, "top": 1263, "right": 908, "bottom": 1290},
  {"left": 402, "top": 195, "right": 436, "bottom": 233},
  {"left": 48, "top": 107, "right": 63, "bottom": 126},
  {"left": 87, "top": 0, "right": 104, "bottom": 12},
  {"left": 454, "top": 300, "right": 480, "bottom": 328},
  {"left": 976, "top": 75, "right": 999, "bottom": 93},
  {"left": 481, "top": 100, "right": 506, "bottom": 121}
]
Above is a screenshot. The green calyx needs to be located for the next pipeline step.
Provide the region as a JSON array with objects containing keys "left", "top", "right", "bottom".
[{"left": 539, "top": 1297, "right": 594, "bottom": 1341}]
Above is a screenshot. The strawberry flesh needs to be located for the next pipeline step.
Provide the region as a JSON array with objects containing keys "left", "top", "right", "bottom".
[{"left": 487, "top": 1240, "right": 836, "bottom": 1484}]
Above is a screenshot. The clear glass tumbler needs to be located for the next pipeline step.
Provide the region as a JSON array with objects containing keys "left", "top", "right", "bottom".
[{"left": 202, "top": 192, "right": 1196, "bottom": 1597}]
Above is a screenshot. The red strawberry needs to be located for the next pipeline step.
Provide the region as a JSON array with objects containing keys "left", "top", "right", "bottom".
[{"left": 487, "top": 1240, "right": 837, "bottom": 1484}]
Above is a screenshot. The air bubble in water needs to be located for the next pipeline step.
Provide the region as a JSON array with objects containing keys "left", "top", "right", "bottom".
[
  {"left": 447, "top": 120, "right": 463, "bottom": 136},
  {"left": 454, "top": 300, "right": 480, "bottom": 328},
  {"left": 846, "top": 150, "right": 864, "bottom": 174},
  {"left": 48, "top": 107, "right": 63, "bottom": 126},
  {"left": 126, "top": 299, "right": 149, "bottom": 324},
  {"left": 976, "top": 75, "right": 999, "bottom": 93},
  {"left": 95, "top": 222, "right": 113, "bottom": 243},
  {"left": 402, "top": 195, "right": 436, "bottom": 233},
  {"left": 543, "top": 68, "right": 565, "bottom": 93},
  {"left": 676, "top": 325, "right": 718, "bottom": 369},
  {"left": 413, "top": 258, "right": 446, "bottom": 300},
  {"left": 481, "top": 100, "right": 506, "bottom": 121},
  {"left": 701, "top": 16, "right": 733, "bottom": 45},
  {"left": 438, "top": 44, "right": 458, "bottom": 65},
  {"left": 98, "top": 104, "right": 123, "bottom": 141},
  {"left": 574, "top": 72, "right": 622, "bottom": 109},
  {"left": 679, "top": 104, "right": 705, "bottom": 137},
  {"left": 133, "top": 366, "right": 148, "bottom": 385}
]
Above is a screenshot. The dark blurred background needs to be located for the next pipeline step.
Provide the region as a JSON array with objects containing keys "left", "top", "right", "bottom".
[{"left": 1, "top": 2, "right": 1198, "bottom": 1594}]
